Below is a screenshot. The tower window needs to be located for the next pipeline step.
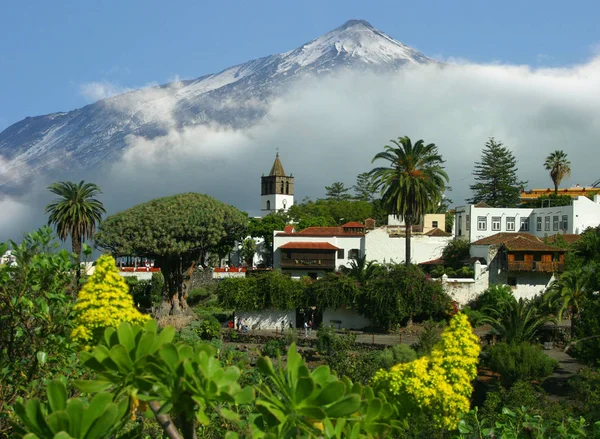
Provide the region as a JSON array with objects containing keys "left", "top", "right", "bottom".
[
  {"left": 286, "top": 181, "right": 289, "bottom": 194},
  {"left": 266, "top": 200, "right": 271, "bottom": 210},
  {"left": 280, "top": 181, "right": 284, "bottom": 193}
]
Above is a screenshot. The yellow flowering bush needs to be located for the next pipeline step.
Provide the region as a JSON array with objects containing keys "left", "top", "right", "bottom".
[
  {"left": 72, "top": 255, "right": 150, "bottom": 344},
  {"left": 372, "top": 313, "right": 480, "bottom": 430}
]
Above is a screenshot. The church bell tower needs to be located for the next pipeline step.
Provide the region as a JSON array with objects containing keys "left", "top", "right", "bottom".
[{"left": 261, "top": 152, "right": 294, "bottom": 213}]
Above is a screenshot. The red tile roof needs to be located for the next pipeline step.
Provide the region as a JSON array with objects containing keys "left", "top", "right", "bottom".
[
  {"left": 472, "top": 232, "right": 566, "bottom": 252},
  {"left": 278, "top": 242, "right": 340, "bottom": 250},
  {"left": 424, "top": 227, "right": 452, "bottom": 237},
  {"left": 472, "top": 232, "right": 538, "bottom": 246},
  {"left": 419, "top": 257, "right": 445, "bottom": 265},
  {"left": 341, "top": 221, "right": 365, "bottom": 228},
  {"left": 276, "top": 226, "right": 365, "bottom": 237},
  {"left": 547, "top": 234, "right": 581, "bottom": 245},
  {"left": 283, "top": 225, "right": 296, "bottom": 233}
]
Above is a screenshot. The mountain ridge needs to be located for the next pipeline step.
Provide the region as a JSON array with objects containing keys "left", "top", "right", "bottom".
[{"left": 0, "top": 19, "right": 434, "bottom": 191}]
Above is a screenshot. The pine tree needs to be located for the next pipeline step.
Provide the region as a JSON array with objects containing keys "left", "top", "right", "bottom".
[
  {"left": 469, "top": 138, "right": 526, "bottom": 207},
  {"left": 324, "top": 181, "right": 352, "bottom": 201},
  {"left": 352, "top": 172, "right": 378, "bottom": 201}
]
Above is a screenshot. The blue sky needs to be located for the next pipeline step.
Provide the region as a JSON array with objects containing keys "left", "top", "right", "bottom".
[{"left": 1, "top": 0, "right": 599, "bottom": 132}]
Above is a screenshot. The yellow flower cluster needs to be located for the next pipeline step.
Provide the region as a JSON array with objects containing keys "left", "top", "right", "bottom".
[
  {"left": 372, "top": 313, "right": 480, "bottom": 430},
  {"left": 71, "top": 255, "right": 150, "bottom": 345}
]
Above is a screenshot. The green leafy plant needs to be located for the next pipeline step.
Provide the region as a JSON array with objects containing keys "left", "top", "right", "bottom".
[
  {"left": 485, "top": 342, "right": 558, "bottom": 387},
  {"left": 12, "top": 380, "right": 133, "bottom": 439}
]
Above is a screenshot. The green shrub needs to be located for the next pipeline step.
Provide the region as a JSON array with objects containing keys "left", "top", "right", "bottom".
[
  {"left": 197, "top": 316, "right": 222, "bottom": 340},
  {"left": 187, "top": 286, "right": 212, "bottom": 306},
  {"left": 474, "top": 284, "right": 515, "bottom": 314},
  {"left": 462, "top": 305, "right": 486, "bottom": 327},
  {"left": 285, "top": 328, "right": 298, "bottom": 346},
  {"left": 570, "top": 367, "right": 600, "bottom": 424},
  {"left": 376, "top": 344, "right": 417, "bottom": 370},
  {"left": 411, "top": 320, "right": 443, "bottom": 357},
  {"left": 262, "top": 339, "right": 286, "bottom": 358},
  {"left": 486, "top": 342, "right": 557, "bottom": 387}
]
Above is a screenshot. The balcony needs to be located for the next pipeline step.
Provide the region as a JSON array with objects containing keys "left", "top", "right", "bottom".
[
  {"left": 280, "top": 258, "right": 335, "bottom": 270},
  {"left": 508, "top": 261, "right": 565, "bottom": 273}
]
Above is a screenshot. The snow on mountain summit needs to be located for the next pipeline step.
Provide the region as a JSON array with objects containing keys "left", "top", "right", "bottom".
[
  {"left": 278, "top": 19, "right": 432, "bottom": 72},
  {"left": 0, "top": 20, "right": 434, "bottom": 191}
]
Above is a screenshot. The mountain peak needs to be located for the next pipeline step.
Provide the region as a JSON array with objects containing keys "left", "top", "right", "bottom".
[
  {"left": 276, "top": 19, "right": 433, "bottom": 71},
  {"left": 337, "top": 19, "right": 375, "bottom": 30}
]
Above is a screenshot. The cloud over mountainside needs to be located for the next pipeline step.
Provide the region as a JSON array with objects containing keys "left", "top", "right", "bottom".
[{"left": 1, "top": 20, "right": 600, "bottom": 242}]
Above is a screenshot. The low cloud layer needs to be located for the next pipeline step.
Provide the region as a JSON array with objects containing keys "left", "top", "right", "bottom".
[{"left": 3, "top": 56, "right": 600, "bottom": 242}]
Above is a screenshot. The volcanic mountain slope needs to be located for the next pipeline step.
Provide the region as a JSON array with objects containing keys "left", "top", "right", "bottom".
[{"left": 0, "top": 19, "right": 434, "bottom": 191}]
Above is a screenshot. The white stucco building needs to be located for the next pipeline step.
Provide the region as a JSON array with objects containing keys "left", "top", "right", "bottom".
[
  {"left": 454, "top": 195, "right": 600, "bottom": 242},
  {"left": 272, "top": 215, "right": 452, "bottom": 278}
]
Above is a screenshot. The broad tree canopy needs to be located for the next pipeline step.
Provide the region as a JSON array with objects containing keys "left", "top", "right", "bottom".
[{"left": 95, "top": 193, "right": 247, "bottom": 312}]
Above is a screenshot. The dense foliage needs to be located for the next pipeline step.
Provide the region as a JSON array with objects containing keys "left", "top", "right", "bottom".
[
  {"left": 95, "top": 193, "right": 247, "bottom": 312},
  {"left": 216, "top": 270, "right": 304, "bottom": 310},
  {"left": 359, "top": 264, "right": 451, "bottom": 330},
  {"left": 485, "top": 342, "right": 557, "bottom": 387},
  {"left": 468, "top": 138, "right": 526, "bottom": 207},
  {"left": 0, "top": 228, "right": 78, "bottom": 435}
]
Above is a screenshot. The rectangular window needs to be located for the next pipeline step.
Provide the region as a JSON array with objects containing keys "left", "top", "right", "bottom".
[
  {"left": 520, "top": 218, "right": 529, "bottom": 231},
  {"left": 337, "top": 249, "right": 345, "bottom": 259},
  {"left": 477, "top": 216, "right": 487, "bottom": 231},
  {"left": 466, "top": 215, "right": 470, "bottom": 231},
  {"left": 553, "top": 216, "right": 559, "bottom": 231},
  {"left": 432, "top": 221, "right": 439, "bottom": 228},
  {"left": 492, "top": 217, "right": 501, "bottom": 231},
  {"left": 537, "top": 217, "right": 542, "bottom": 231},
  {"left": 562, "top": 215, "right": 568, "bottom": 230},
  {"left": 545, "top": 216, "right": 550, "bottom": 231},
  {"left": 349, "top": 249, "right": 360, "bottom": 259},
  {"left": 506, "top": 217, "right": 515, "bottom": 231}
]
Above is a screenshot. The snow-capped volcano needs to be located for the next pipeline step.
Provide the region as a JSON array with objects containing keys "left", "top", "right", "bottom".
[{"left": 0, "top": 20, "right": 434, "bottom": 192}]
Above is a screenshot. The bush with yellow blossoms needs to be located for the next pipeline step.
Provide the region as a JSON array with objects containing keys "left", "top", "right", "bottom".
[
  {"left": 71, "top": 255, "right": 150, "bottom": 345},
  {"left": 372, "top": 313, "right": 480, "bottom": 430}
]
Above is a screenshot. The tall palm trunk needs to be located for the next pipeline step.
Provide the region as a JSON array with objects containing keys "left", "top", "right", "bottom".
[
  {"left": 554, "top": 180, "right": 559, "bottom": 196},
  {"left": 405, "top": 219, "right": 412, "bottom": 266}
]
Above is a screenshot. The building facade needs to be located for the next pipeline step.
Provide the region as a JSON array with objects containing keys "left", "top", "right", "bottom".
[{"left": 455, "top": 195, "right": 600, "bottom": 242}]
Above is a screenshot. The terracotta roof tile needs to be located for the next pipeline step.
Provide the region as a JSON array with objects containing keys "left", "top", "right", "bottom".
[
  {"left": 547, "top": 234, "right": 581, "bottom": 245},
  {"left": 278, "top": 242, "right": 340, "bottom": 250},
  {"left": 341, "top": 221, "right": 365, "bottom": 228},
  {"left": 419, "top": 258, "right": 445, "bottom": 265},
  {"left": 472, "top": 232, "right": 566, "bottom": 252},
  {"left": 276, "top": 226, "right": 365, "bottom": 237},
  {"left": 471, "top": 232, "right": 539, "bottom": 246},
  {"left": 424, "top": 227, "right": 452, "bottom": 237},
  {"left": 283, "top": 225, "right": 296, "bottom": 233}
]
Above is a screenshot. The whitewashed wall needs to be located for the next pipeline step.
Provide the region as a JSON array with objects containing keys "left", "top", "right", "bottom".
[
  {"left": 322, "top": 308, "right": 372, "bottom": 330},
  {"left": 364, "top": 228, "right": 451, "bottom": 265},
  {"left": 236, "top": 309, "right": 296, "bottom": 330},
  {"left": 120, "top": 271, "right": 154, "bottom": 281},
  {"left": 439, "top": 262, "right": 489, "bottom": 306}
]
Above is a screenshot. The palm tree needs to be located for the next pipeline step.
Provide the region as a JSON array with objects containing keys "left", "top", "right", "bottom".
[
  {"left": 45, "top": 181, "right": 106, "bottom": 272},
  {"left": 483, "top": 298, "right": 554, "bottom": 343},
  {"left": 544, "top": 150, "right": 571, "bottom": 195},
  {"left": 545, "top": 269, "right": 590, "bottom": 334},
  {"left": 339, "top": 255, "right": 381, "bottom": 284},
  {"left": 370, "top": 136, "right": 448, "bottom": 265}
]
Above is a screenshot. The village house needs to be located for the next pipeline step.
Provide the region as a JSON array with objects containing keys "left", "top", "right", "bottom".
[{"left": 454, "top": 194, "right": 600, "bottom": 242}]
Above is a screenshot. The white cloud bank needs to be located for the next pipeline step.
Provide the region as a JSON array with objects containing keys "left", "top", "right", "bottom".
[
  {"left": 3, "top": 56, "right": 600, "bottom": 241},
  {"left": 79, "top": 81, "right": 132, "bottom": 102}
]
